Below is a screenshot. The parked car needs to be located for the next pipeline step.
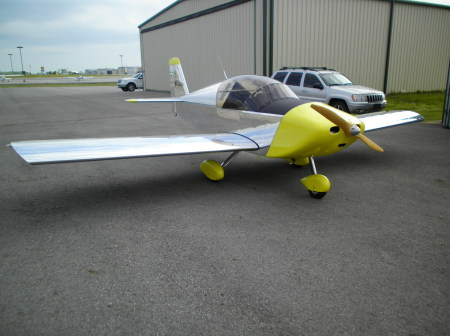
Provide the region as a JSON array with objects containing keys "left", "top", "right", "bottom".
[
  {"left": 271, "top": 67, "right": 386, "bottom": 113},
  {"left": 117, "top": 73, "right": 143, "bottom": 92}
]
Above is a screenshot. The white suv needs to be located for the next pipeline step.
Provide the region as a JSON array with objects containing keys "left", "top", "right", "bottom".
[{"left": 271, "top": 67, "right": 386, "bottom": 113}]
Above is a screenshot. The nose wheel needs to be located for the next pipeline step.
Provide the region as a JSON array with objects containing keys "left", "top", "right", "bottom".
[
  {"left": 308, "top": 190, "right": 327, "bottom": 199},
  {"left": 300, "top": 156, "right": 330, "bottom": 199}
]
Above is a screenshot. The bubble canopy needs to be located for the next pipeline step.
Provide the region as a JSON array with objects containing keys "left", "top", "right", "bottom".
[{"left": 216, "top": 75, "right": 298, "bottom": 112}]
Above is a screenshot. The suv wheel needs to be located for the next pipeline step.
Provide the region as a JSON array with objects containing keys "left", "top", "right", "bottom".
[
  {"left": 127, "top": 83, "right": 136, "bottom": 92},
  {"left": 121, "top": 87, "right": 128, "bottom": 92},
  {"left": 329, "top": 100, "right": 349, "bottom": 113}
]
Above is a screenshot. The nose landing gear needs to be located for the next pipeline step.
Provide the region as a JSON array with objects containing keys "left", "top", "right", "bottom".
[{"left": 300, "top": 156, "right": 330, "bottom": 199}]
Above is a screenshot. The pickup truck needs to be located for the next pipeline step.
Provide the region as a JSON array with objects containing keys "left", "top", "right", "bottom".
[
  {"left": 271, "top": 67, "right": 386, "bottom": 114},
  {"left": 117, "top": 73, "right": 143, "bottom": 92}
]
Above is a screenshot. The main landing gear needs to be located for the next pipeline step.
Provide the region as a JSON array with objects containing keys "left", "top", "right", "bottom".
[
  {"left": 199, "top": 151, "right": 240, "bottom": 181},
  {"left": 199, "top": 153, "right": 330, "bottom": 199}
]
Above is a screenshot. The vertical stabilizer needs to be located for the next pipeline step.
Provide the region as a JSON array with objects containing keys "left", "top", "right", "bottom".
[{"left": 169, "top": 57, "right": 189, "bottom": 97}]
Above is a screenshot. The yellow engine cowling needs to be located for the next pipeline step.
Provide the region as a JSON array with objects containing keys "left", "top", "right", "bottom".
[{"left": 266, "top": 103, "right": 364, "bottom": 161}]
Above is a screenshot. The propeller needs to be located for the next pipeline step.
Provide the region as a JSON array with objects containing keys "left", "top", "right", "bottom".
[
  {"left": 354, "top": 133, "right": 384, "bottom": 152},
  {"left": 311, "top": 104, "right": 384, "bottom": 152}
]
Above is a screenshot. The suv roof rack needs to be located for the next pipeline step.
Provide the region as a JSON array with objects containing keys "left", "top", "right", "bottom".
[{"left": 279, "top": 66, "right": 336, "bottom": 71}]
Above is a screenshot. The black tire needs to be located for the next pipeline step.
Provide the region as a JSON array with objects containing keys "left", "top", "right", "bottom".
[
  {"left": 329, "top": 100, "right": 349, "bottom": 113},
  {"left": 290, "top": 163, "right": 304, "bottom": 169},
  {"left": 121, "top": 87, "right": 128, "bottom": 92},
  {"left": 127, "top": 83, "right": 136, "bottom": 92},
  {"left": 308, "top": 190, "right": 327, "bottom": 199}
]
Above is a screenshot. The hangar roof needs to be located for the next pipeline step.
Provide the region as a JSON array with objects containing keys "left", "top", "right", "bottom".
[{"left": 138, "top": 0, "right": 449, "bottom": 31}]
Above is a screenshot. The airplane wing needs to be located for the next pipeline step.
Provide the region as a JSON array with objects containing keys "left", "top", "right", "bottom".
[
  {"left": 359, "top": 110, "right": 424, "bottom": 132},
  {"left": 1, "top": 74, "right": 23, "bottom": 81},
  {"left": 66, "top": 76, "right": 94, "bottom": 80},
  {"left": 9, "top": 108, "right": 423, "bottom": 165},
  {"left": 9, "top": 130, "right": 270, "bottom": 165}
]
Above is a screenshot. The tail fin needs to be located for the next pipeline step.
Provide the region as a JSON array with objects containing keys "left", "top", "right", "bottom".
[{"left": 169, "top": 57, "right": 189, "bottom": 97}]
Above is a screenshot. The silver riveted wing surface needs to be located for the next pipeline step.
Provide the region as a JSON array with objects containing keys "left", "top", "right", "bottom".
[
  {"left": 10, "top": 133, "right": 259, "bottom": 165},
  {"left": 359, "top": 111, "right": 424, "bottom": 132}
]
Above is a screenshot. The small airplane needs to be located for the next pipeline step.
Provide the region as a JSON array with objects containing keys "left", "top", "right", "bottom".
[
  {"left": 1, "top": 74, "right": 23, "bottom": 82},
  {"left": 66, "top": 75, "right": 94, "bottom": 81},
  {"left": 9, "top": 57, "right": 423, "bottom": 198}
]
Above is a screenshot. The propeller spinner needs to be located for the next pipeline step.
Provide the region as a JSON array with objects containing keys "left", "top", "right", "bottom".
[{"left": 311, "top": 104, "right": 384, "bottom": 152}]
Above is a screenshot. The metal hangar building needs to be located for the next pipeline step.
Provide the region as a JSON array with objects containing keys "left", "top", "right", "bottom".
[{"left": 138, "top": 0, "right": 450, "bottom": 93}]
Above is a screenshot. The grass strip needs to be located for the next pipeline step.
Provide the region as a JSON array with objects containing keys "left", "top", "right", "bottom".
[{"left": 385, "top": 91, "right": 444, "bottom": 122}]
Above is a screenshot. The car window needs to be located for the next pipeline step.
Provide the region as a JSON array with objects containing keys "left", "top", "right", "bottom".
[
  {"left": 273, "top": 72, "right": 288, "bottom": 83},
  {"left": 304, "top": 73, "right": 321, "bottom": 88},
  {"left": 319, "top": 73, "right": 352, "bottom": 86},
  {"left": 285, "top": 72, "right": 303, "bottom": 86}
]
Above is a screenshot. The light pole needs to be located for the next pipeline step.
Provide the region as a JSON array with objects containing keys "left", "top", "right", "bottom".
[
  {"left": 17, "top": 46, "right": 26, "bottom": 81},
  {"left": 119, "top": 54, "right": 124, "bottom": 74},
  {"left": 17, "top": 46, "right": 24, "bottom": 75},
  {"left": 8, "top": 54, "right": 13, "bottom": 73}
]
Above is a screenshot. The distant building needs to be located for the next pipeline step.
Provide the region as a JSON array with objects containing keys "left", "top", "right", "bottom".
[
  {"left": 85, "top": 69, "right": 98, "bottom": 75},
  {"left": 96, "top": 68, "right": 118, "bottom": 75},
  {"left": 84, "top": 67, "right": 141, "bottom": 75},
  {"left": 118, "top": 66, "right": 142, "bottom": 75}
]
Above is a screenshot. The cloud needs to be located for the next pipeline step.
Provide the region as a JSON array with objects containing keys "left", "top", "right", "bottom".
[{"left": 0, "top": 0, "right": 174, "bottom": 72}]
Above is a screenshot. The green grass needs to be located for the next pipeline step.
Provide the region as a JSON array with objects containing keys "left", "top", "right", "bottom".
[{"left": 385, "top": 91, "right": 445, "bottom": 122}]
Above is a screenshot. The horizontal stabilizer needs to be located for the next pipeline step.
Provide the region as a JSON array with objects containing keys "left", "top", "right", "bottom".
[
  {"left": 10, "top": 133, "right": 259, "bottom": 165},
  {"left": 126, "top": 83, "right": 220, "bottom": 106},
  {"left": 359, "top": 111, "right": 424, "bottom": 132}
]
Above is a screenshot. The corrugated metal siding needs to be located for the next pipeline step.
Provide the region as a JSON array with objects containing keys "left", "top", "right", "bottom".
[
  {"left": 388, "top": 3, "right": 450, "bottom": 93},
  {"left": 141, "top": 1, "right": 255, "bottom": 91},
  {"left": 139, "top": 0, "right": 450, "bottom": 93},
  {"left": 253, "top": 0, "right": 265, "bottom": 76},
  {"left": 139, "top": 0, "right": 232, "bottom": 30},
  {"left": 273, "top": 0, "right": 390, "bottom": 91}
]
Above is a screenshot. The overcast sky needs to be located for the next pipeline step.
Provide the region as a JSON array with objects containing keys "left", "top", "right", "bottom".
[
  {"left": 0, "top": 0, "right": 175, "bottom": 73},
  {"left": 1, "top": 0, "right": 449, "bottom": 74}
]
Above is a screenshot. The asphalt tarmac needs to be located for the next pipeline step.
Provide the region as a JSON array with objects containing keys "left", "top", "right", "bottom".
[{"left": 1, "top": 86, "right": 449, "bottom": 336}]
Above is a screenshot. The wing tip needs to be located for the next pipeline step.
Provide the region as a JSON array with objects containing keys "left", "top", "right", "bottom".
[{"left": 360, "top": 110, "right": 425, "bottom": 132}]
